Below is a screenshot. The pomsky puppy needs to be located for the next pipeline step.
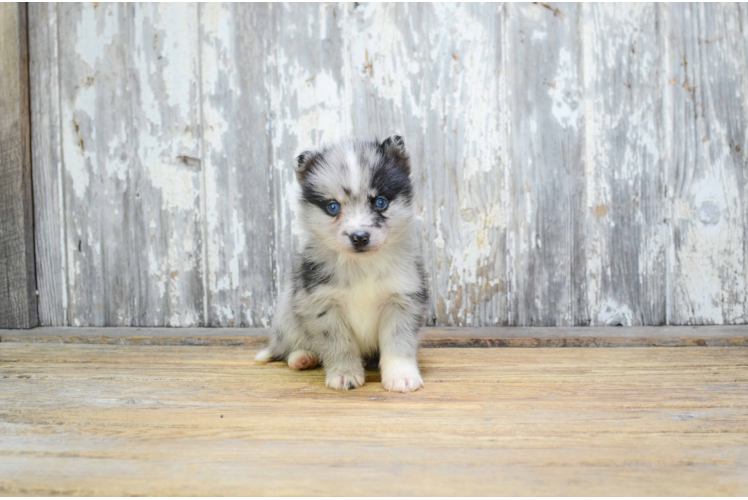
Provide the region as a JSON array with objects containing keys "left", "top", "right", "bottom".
[{"left": 255, "top": 136, "right": 428, "bottom": 392}]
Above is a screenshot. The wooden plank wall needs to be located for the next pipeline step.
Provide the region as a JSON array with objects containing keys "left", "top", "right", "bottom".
[
  {"left": 0, "top": 3, "right": 38, "bottom": 329},
  {"left": 27, "top": 3, "right": 748, "bottom": 328}
]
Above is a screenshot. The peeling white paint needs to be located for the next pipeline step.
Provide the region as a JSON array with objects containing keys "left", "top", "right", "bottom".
[
  {"left": 433, "top": 205, "right": 445, "bottom": 250},
  {"left": 672, "top": 174, "right": 746, "bottom": 324},
  {"left": 548, "top": 48, "right": 582, "bottom": 130},
  {"left": 38, "top": 3, "right": 748, "bottom": 328},
  {"left": 449, "top": 202, "right": 506, "bottom": 285},
  {"left": 147, "top": 163, "right": 200, "bottom": 212},
  {"left": 349, "top": 3, "right": 422, "bottom": 120},
  {"left": 149, "top": 246, "right": 166, "bottom": 300},
  {"left": 597, "top": 298, "right": 634, "bottom": 326},
  {"left": 74, "top": 5, "right": 114, "bottom": 69}
]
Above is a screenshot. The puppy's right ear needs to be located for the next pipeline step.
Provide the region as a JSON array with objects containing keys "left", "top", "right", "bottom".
[
  {"left": 294, "top": 150, "right": 319, "bottom": 184},
  {"left": 381, "top": 135, "right": 408, "bottom": 160},
  {"left": 380, "top": 135, "right": 410, "bottom": 175}
]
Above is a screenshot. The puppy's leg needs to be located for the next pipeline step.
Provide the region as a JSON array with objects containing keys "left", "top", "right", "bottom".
[
  {"left": 307, "top": 308, "right": 364, "bottom": 390},
  {"left": 320, "top": 334, "right": 365, "bottom": 390},
  {"left": 257, "top": 289, "right": 308, "bottom": 364},
  {"left": 378, "top": 298, "right": 424, "bottom": 393}
]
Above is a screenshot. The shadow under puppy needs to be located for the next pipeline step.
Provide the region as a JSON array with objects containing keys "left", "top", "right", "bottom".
[{"left": 255, "top": 136, "right": 428, "bottom": 392}]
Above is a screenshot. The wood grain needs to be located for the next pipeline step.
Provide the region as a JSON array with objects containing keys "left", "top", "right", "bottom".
[
  {"left": 0, "top": 3, "right": 38, "bottom": 330},
  {"left": 1, "top": 343, "right": 746, "bottom": 495}
]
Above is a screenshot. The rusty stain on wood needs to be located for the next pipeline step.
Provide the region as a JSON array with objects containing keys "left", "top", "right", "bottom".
[{"left": 536, "top": 2, "right": 563, "bottom": 19}]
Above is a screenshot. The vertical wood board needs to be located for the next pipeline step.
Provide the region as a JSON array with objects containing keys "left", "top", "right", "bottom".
[
  {"left": 664, "top": 3, "right": 747, "bottom": 325},
  {"left": 505, "top": 3, "right": 587, "bottom": 326},
  {"left": 130, "top": 3, "right": 204, "bottom": 326},
  {"left": 581, "top": 4, "right": 668, "bottom": 326},
  {"left": 52, "top": 3, "right": 205, "bottom": 326},
  {"left": 29, "top": 3, "right": 67, "bottom": 326},
  {"left": 0, "top": 3, "right": 38, "bottom": 329},
  {"left": 201, "top": 3, "right": 275, "bottom": 327}
]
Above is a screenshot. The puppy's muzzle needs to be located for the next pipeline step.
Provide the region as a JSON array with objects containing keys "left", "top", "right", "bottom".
[{"left": 350, "top": 231, "right": 370, "bottom": 251}]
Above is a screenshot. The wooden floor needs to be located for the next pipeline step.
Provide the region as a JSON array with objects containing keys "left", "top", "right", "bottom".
[{"left": 1, "top": 340, "right": 747, "bottom": 495}]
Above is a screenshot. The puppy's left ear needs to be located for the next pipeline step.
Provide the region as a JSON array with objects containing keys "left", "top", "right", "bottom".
[
  {"left": 380, "top": 135, "right": 410, "bottom": 174},
  {"left": 294, "top": 149, "right": 320, "bottom": 184}
]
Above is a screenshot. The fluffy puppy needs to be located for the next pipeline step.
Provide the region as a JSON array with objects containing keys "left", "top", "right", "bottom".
[{"left": 255, "top": 136, "right": 428, "bottom": 392}]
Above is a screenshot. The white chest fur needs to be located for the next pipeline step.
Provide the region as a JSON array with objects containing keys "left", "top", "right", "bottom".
[{"left": 339, "top": 274, "right": 392, "bottom": 353}]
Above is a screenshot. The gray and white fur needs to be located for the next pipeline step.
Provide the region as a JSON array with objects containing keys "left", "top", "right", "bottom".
[{"left": 255, "top": 136, "right": 428, "bottom": 392}]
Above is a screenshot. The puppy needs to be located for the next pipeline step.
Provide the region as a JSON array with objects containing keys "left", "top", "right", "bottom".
[{"left": 255, "top": 136, "right": 428, "bottom": 392}]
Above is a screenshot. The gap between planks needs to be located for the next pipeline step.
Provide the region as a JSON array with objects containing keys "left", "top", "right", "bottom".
[{"left": 0, "top": 326, "right": 746, "bottom": 348}]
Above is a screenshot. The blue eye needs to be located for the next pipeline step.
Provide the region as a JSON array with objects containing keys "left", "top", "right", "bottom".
[
  {"left": 375, "top": 197, "right": 388, "bottom": 209},
  {"left": 327, "top": 201, "right": 340, "bottom": 214}
]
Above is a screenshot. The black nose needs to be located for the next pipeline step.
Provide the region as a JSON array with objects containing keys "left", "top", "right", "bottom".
[{"left": 350, "top": 231, "right": 370, "bottom": 250}]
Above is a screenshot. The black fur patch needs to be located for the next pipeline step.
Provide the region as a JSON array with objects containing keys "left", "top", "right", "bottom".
[
  {"left": 295, "top": 257, "right": 333, "bottom": 292},
  {"left": 412, "top": 261, "right": 429, "bottom": 304},
  {"left": 297, "top": 150, "right": 339, "bottom": 216},
  {"left": 409, "top": 286, "right": 429, "bottom": 305},
  {"left": 371, "top": 209, "right": 387, "bottom": 228},
  {"left": 371, "top": 140, "right": 413, "bottom": 203},
  {"left": 367, "top": 195, "right": 389, "bottom": 227},
  {"left": 301, "top": 183, "right": 335, "bottom": 216},
  {"left": 417, "top": 260, "right": 427, "bottom": 285}
]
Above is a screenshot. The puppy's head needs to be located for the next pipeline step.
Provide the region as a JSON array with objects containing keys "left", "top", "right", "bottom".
[{"left": 295, "top": 136, "right": 414, "bottom": 256}]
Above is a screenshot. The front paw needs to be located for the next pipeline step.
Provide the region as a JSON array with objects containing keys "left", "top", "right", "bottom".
[
  {"left": 381, "top": 358, "right": 424, "bottom": 393},
  {"left": 326, "top": 372, "right": 365, "bottom": 390},
  {"left": 382, "top": 373, "right": 424, "bottom": 393}
]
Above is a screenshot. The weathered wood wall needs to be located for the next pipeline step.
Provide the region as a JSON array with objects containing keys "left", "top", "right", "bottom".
[
  {"left": 1, "top": 3, "right": 38, "bottom": 329},
  {"left": 27, "top": 3, "right": 748, "bottom": 328}
]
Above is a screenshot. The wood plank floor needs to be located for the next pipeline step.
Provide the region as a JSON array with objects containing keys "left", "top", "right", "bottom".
[{"left": 1, "top": 342, "right": 747, "bottom": 496}]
